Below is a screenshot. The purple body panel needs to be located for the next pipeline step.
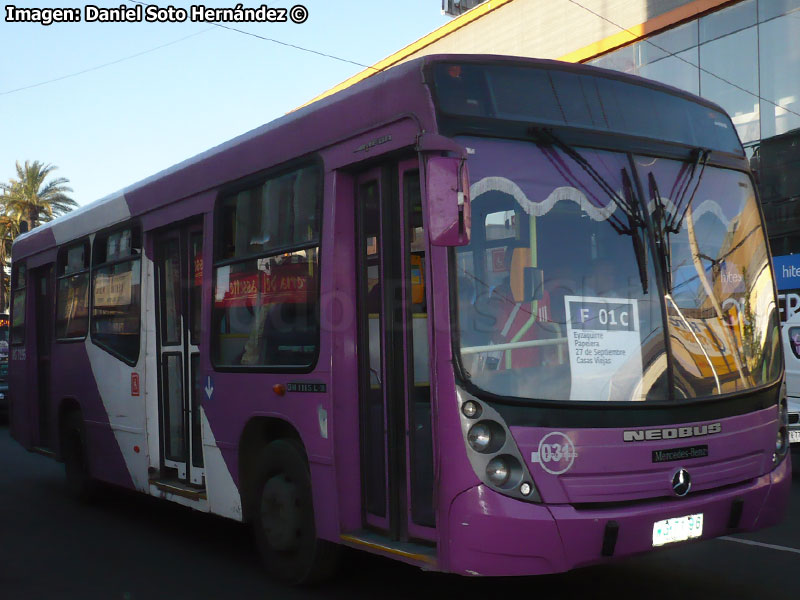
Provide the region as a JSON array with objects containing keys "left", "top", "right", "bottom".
[
  {"left": 511, "top": 406, "right": 777, "bottom": 504},
  {"left": 8, "top": 54, "right": 790, "bottom": 577},
  {"left": 447, "top": 458, "right": 790, "bottom": 576},
  {"left": 52, "top": 344, "right": 134, "bottom": 488},
  {"left": 9, "top": 289, "right": 133, "bottom": 490}
]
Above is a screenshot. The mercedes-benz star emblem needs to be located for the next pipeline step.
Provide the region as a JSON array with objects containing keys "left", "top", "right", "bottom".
[{"left": 672, "top": 468, "right": 692, "bottom": 497}]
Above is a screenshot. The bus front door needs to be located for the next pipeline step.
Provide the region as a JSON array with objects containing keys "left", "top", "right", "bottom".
[
  {"left": 355, "top": 160, "right": 436, "bottom": 543},
  {"left": 154, "top": 223, "right": 205, "bottom": 486}
]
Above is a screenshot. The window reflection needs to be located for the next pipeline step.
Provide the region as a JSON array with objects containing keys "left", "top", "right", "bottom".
[
  {"left": 758, "top": 14, "right": 800, "bottom": 137},
  {"left": 588, "top": 21, "right": 699, "bottom": 95},
  {"left": 758, "top": 0, "right": 800, "bottom": 22},
  {"left": 699, "top": 0, "right": 756, "bottom": 43},
  {"left": 639, "top": 48, "right": 699, "bottom": 95},
  {"left": 699, "top": 26, "right": 760, "bottom": 143},
  {"left": 638, "top": 157, "right": 780, "bottom": 395},
  {"left": 213, "top": 249, "right": 318, "bottom": 367},
  {"left": 587, "top": 0, "right": 800, "bottom": 150}
]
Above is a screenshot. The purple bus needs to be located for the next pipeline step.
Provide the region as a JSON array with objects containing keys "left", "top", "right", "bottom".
[{"left": 9, "top": 55, "right": 790, "bottom": 583}]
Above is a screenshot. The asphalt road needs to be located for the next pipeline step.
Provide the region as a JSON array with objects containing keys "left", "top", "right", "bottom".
[{"left": 1, "top": 423, "right": 798, "bottom": 600}]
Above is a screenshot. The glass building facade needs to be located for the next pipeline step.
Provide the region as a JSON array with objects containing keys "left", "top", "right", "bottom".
[{"left": 588, "top": 0, "right": 800, "bottom": 257}]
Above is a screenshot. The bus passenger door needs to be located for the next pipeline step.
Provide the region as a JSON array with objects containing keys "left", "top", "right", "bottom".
[
  {"left": 355, "top": 159, "right": 436, "bottom": 542},
  {"left": 154, "top": 223, "right": 205, "bottom": 486}
]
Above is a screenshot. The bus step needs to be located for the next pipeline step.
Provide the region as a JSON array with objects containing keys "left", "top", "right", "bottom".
[
  {"left": 340, "top": 530, "right": 436, "bottom": 567},
  {"left": 149, "top": 478, "right": 207, "bottom": 501},
  {"left": 31, "top": 446, "right": 56, "bottom": 458}
]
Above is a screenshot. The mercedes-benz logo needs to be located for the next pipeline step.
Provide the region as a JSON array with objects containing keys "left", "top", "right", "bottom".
[{"left": 672, "top": 468, "right": 692, "bottom": 497}]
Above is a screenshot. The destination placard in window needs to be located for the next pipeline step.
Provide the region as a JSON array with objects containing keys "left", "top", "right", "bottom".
[
  {"left": 214, "top": 265, "right": 314, "bottom": 307},
  {"left": 94, "top": 271, "right": 132, "bottom": 307},
  {"left": 565, "top": 296, "right": 642, "bottom": 401}
]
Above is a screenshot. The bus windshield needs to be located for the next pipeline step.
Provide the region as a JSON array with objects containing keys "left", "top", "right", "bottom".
[{"left": 455, "top": 136, "right": 781, "bottom": 403}]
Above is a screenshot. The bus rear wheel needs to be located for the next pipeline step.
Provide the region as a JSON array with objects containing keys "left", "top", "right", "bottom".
[
  {"left": 61, "top": 411, "right": 96, "bottom": 502},
  {"left": 251, "top": 439, "right": 339, "bottom": 585}
]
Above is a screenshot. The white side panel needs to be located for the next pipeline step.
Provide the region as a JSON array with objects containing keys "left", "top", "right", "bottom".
[
  {"left": 201, "top": 408, "right": 243, "bottom": 522},
  {"left": 85, "top": 340, "right": 149, "bottom": 492},
  {"left": 28, "top": 193, "right": 131, "bottom": 247},
  {"left": 85, "top": 252, "right": 151, "bottom": 492}
]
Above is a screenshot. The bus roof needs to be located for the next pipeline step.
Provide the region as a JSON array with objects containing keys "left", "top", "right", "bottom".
[
  {"left": 12, "top": 54, "right": 434, "bottom": 260},
  {"left": 12, "top": 54, "right": 731, "bottom": 262}
]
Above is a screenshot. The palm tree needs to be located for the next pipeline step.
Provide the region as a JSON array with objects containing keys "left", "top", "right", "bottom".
[
  {"left": 0, "top": 212, "right": 21, "bottom": 311},
  {"left": 1, "top": 160, "right": 76, "bottom": 231}
]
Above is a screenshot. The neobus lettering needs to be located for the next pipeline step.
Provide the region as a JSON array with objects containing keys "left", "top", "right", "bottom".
[{"left": 624, "top": 423, "right": 722, "bottom": 442}]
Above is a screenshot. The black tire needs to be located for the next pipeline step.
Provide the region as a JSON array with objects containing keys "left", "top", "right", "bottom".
[
  {"left": 251, "top": 439, "right": 340, "bottom": 585},
  {"left": 61, "top": 411, "right": 97, "bottom": 502}
]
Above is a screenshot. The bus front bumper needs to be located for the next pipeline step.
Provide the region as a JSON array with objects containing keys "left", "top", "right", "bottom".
[{"left": 445, "top": 456, "right": 790, "bottom": 577}]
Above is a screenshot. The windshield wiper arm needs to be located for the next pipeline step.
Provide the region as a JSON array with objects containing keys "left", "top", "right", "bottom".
[
  {"left": 666, "top": 148, "right": 710, "bottom": 234},
  {"left": 622, "top": 168, "right": 649, "bottom": 294},
  {"left": 649, "top": 172, "right": 672, "bottom": 291},
  {"left": 530, "top": 127, "right": 650, "bottom": 293},
  {"left": 529, "top": 127, "right": 635, "bottom": 235}
]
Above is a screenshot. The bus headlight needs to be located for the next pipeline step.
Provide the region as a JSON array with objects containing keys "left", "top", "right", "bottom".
[
  {"left": 776, "top": 428, "right": 788, "bottom": 455},
  {"left": 486, "top": 456, "right": 510, "bottom": 486},
  {"left": 467, "top": 421, "right": 505, "bottom": 454},
  {"left": 773, "top": 386, "right": 789, "bottom": 468},
  {"left": 462, "top": 400, "right": 482, "bottom": 419},
  {"left": 773, "top": 425, "right": 789, "bottom": 467},
  {"left": 486, "top": 455, "right": 523, "bottom": 490},
  {"left": 457, "top": 389, "right": 541, "bottom": 502}
]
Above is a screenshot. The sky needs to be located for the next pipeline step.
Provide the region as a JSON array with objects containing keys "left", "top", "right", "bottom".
[{"left": 0, "top": 1, "right": 451, "bottom": 205}]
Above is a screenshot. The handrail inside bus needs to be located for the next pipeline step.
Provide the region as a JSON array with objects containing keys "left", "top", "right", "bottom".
[{"left": 460, "top": 337, "right": 567, "bottom": 355}]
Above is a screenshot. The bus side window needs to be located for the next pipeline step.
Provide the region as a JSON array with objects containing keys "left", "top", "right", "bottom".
[
  {"left": 10, "top": 263, "right": 26, "bottom": 346},
  {"left": 90, "top": 227, "right": 142, "bottom": 364},
  {"left": 55, "top": 240, "right": 91, "bottom": 340},
  {"left": 212, "top": 164, "right": 322, "bottom": 369}
]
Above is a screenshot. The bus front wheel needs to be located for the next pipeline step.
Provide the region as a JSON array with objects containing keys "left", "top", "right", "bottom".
[{"left": 251, "top": 439, "right": 339, "bottom": 585}]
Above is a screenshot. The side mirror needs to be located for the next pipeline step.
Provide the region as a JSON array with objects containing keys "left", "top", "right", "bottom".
[{"left": 426, "top": 156, "right": 471, "bottom": 246}]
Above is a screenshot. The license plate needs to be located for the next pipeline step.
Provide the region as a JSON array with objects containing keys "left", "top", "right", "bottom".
[
  {"left": 790, "top": 430, "right": 800, "bottom": 444},
  {"left": 652, "top": 513, "right": 703, "bottom": 547}
]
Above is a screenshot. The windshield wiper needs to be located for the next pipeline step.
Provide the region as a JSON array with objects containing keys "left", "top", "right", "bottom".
[
  {"left": 648, "top": 172, "right": 672, "bottom": 291},
  {"left": 621, "top": 168, "right": 649, "bottom": 294},
  {"left": 530, "top": 127, "right": 649, "bottom": 293},
  {"left": 666, "top": 148, "right": 710, "bottom": 234},
  {"left": 530, "top": 128, "right": 633, "bottom": 233}
]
